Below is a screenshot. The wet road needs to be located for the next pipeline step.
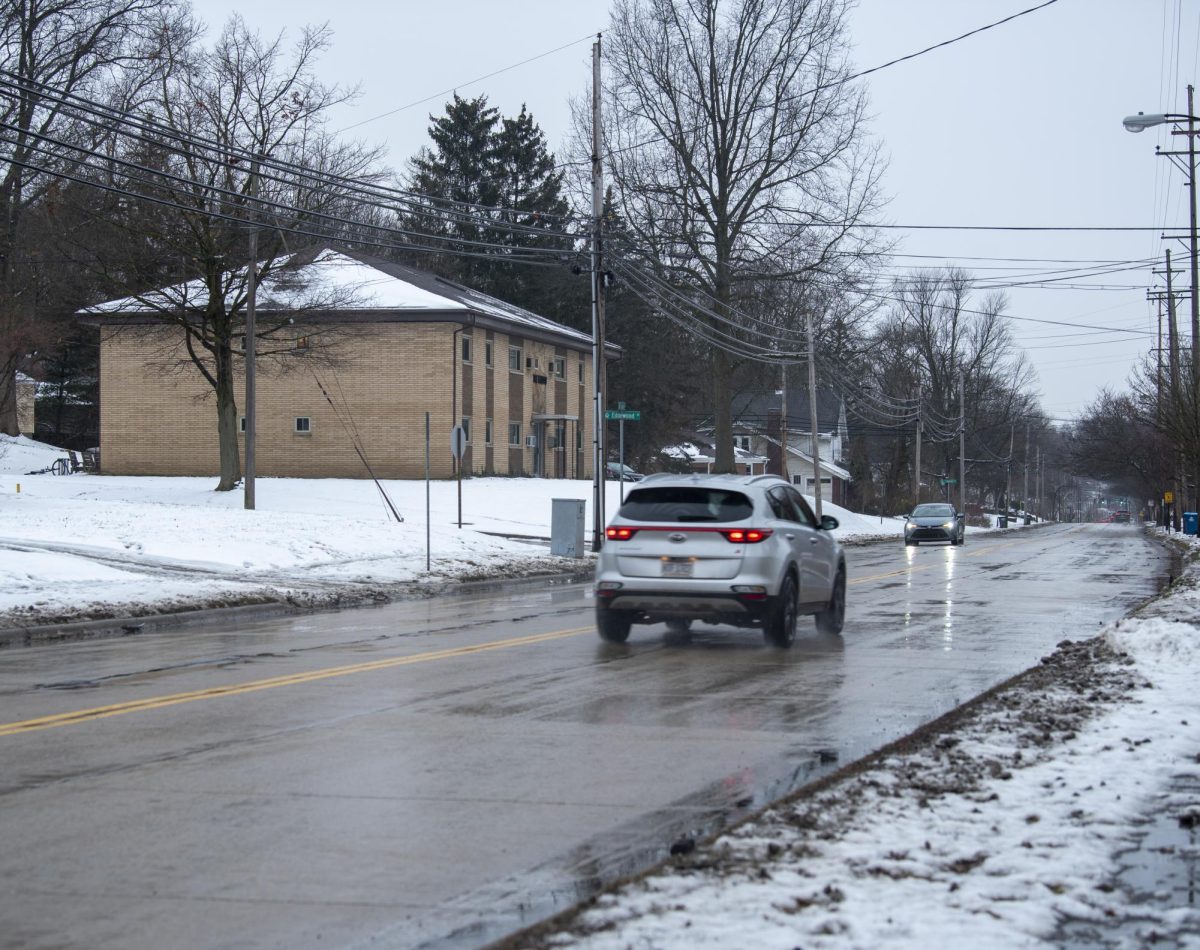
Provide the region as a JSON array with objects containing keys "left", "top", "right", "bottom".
[{"left": 0, "top": 524, "right": 1169, "bottom": 949}]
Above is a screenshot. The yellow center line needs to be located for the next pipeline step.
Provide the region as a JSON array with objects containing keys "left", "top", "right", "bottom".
[{"left": 0, "top": 626, "right": 593, "bottom": 738}]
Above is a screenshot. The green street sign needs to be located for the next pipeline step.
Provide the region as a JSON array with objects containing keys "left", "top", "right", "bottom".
[
  {"left": 605, "top": 409, "right": 641, "bottom": 421},
  {"left": 939, "top": 478, "right": 957, "bottom": 485}
]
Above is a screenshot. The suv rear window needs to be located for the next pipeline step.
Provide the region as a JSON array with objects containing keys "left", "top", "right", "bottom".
[{"left": 618, "top": 487, "right": 753, "bottom": 523}]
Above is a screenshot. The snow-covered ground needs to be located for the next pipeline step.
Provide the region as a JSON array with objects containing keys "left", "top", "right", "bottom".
[{"left": 0, "top": 434, "right": 929, "bottom": 628}]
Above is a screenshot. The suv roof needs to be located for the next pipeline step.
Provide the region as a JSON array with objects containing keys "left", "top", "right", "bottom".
[{"left": 635, "top": 472, "right": 789, "bottom": 489}]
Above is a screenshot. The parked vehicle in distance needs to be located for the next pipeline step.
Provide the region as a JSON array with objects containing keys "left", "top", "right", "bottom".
[
  {"left": 605, "top": 462, "right": 643, "bottom": 481},
  {"left": 1110, "top": 510, "right": 1131, "bottom": 524},
  {"left": 594, "top": 473, "right": 846, "bottom": 647},
  {"left": 904, "top": 502, "right": 966, "bottom": 546}
]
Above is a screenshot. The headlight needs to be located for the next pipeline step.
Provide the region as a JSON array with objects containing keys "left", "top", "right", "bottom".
[
  {"left": 905, "top": 522, "right": 914, "bottom": 531},
  {"left": 942, "top": 520, "right": 955, "bottom": 529}
]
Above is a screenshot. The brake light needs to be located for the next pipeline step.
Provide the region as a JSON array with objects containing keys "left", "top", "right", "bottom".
[
  {"left": 720, "top": 528, "right": 772, "bottom": 543},
  {"left": 605, "top": 526, "right": 638, "bottom": 540}
]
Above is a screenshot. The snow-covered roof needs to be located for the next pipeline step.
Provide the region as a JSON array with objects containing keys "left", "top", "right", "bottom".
[
  {"left": 757, "top": 434, "right": 852, "bottom": 481},
  {"left": 81, "top": 247, "right": 606, "bottom": 353},
  {"left": 663, "top": 442, "right": 767, "bottom": 465}
]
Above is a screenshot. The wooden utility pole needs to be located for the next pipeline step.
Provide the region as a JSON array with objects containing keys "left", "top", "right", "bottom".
[
  {"left": 1023, "top": 423, "right": 1029, "bottom": 516},
  {"left": 589, "top": 35, "right": 606, "bottom": 550},
  {"left": 958, "top": 373, "right": 966, "bottom": 514},
  {"left": 244, "top": 156, "right": 260, "bottom": 511},
  {"left": 806, "top": 310, "right": 821, "bottom": 518},
  {"left": 779, "top": 362, "right": 789, "bottom": 483},
  {"left": 913, "top": 415, "right": 922, "bottom": 506}
]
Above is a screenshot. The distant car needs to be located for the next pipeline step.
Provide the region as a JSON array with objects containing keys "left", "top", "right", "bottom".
[
  {"left": 594, "top": 473, "right": 846, "bottom": 647},
  {"left": 904, "top": 502, "right": 966, "bottom": 546},
  {"left": 1111, "top": 510, "right": 1131, "bottom": 524},
  {"left": 605, "top": 462, "right": 643, "bottom": 482}
]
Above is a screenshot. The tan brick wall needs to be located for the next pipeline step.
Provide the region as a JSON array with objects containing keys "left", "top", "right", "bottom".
[
  {"left": 99, "top": 322, "right": 595, "bottom": 480},
  {"left": 16, "top": 376, "right": 34, "bottom": 436}
]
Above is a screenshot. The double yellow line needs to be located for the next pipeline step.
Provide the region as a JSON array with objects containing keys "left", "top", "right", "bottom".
[{"left": 0, "top": 626, "right": 591, "bottom": 738}]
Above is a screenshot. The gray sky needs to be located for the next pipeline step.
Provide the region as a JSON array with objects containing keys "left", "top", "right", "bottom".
[{"left": 188, "top": 0, "right": 1198, "bottom": 422}]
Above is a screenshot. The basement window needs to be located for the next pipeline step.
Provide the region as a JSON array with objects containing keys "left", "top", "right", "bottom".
[{"left": 295, "top": 416, "right": 312, "bottom": 435}]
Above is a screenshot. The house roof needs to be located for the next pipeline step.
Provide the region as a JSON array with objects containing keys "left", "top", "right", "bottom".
[
  {"left": 758, "top": 434, "right": 852, "bottom": 481},
  {"left": 730, "top": 388, "right": 844, "bottom": 431},
  {"left": 81, "top": 247, "right": 613, "bottom": 355}
]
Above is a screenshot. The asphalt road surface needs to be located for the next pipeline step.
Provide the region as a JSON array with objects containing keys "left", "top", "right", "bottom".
[{"left": 0, "top": 523, "right": 1170, "bottom": 949}]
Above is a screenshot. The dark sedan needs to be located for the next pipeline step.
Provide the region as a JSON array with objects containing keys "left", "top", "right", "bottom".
[{"left": 904, "top": 503, "right": 965, "bottom": 546}]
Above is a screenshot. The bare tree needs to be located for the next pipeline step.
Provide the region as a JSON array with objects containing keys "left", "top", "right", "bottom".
[
  {"left": 595, "top": 0, "right": 885, "bottom": 471},
  {"left": 92, "top": 13, "right": 386, "bottom": 490},
  {"left": 0, "top": 0, "right": 166, "bottom": 435}
]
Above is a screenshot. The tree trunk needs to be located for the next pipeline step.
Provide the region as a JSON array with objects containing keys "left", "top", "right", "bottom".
[
  {"left": 712, "top": 347, "right": 733, "bottom": 473},
  {"left": 0, "top": 359, "right": 18, "bottom": 436},
  {"left": 214, "top": 342, "right": 241, "bottom": 491}
]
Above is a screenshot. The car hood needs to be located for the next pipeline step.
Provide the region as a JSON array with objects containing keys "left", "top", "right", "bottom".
[{"left": 910, "top": 516, "right": 955, "bottom": 526}]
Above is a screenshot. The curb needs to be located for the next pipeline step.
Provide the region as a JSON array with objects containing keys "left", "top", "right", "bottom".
[{"left": 0, "top": 566, "right": 597, "bottom": 650}]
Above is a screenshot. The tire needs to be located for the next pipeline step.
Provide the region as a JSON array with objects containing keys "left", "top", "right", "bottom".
[
  {"left": 50, "top": 458, "right": 68, "bottom": 476},
  {"left": 905, "top": 539, "right": 916, "bottom": 547},
  {"left": 596, "top": 605, "right": 632, "bottom": 643},
  {"left": 815, "top": 568, "right": 846, "bottom": 636},
  {"left": 763, "top": 572, "right": 798, "bottom": 648}
]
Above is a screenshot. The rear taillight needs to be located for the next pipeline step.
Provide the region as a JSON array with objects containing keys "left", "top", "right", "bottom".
[
  {"left": 606, "top": 526, "right": 638, "bottom": 540},
  {"left": 719, "top": 528, "right": 772, "bottom": 543}
]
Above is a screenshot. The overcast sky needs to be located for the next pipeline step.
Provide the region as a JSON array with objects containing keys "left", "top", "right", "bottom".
[{"left": 187, "top": 0, "right": 1199, "bottom": 422}]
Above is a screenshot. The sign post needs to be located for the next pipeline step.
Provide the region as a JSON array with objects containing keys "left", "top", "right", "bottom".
[
  {"left": 450, "top": 425, "right": 466, "bottom": 529},
  {"left": 604, "top": 407, "right": 641, "bottom": 504}
]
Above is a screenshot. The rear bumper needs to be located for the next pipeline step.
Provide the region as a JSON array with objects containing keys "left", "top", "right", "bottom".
[{"left": 597, "top": 589, "right": 774, "bottom": 624}]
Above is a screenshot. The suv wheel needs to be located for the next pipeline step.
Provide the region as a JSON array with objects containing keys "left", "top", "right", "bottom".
[
  {"left": 764, "top": 572, "right": 798, "bottom": 647},
  {"left": 596, "top": 605, "right": 632, "bottom": 643},
  {"left": 815, "top": 567, "right": 846, "bottom": 636}
]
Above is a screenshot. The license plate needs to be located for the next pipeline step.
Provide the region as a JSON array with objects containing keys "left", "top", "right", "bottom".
[{"left": 662, "top": 559, "right": 694, "bottom": 578}]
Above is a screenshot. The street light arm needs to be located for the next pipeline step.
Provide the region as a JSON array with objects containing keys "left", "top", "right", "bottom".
[{"left": 1124, "top": 111, "right": 1200, "bottom": 132}]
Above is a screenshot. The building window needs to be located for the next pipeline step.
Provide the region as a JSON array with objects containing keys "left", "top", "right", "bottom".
[
  {"left": 485, "top": 418, "right": 493, "bottom": 445},
  {"left": 551, "top": 356, "right": 566, "bottom": 379},
  {"left": 461, "top": 417, "right": 471, "bottom": 442},
  {"left": 293, "top": 335, "right": 311, "bottom": 352},
  {"left": 239, "top": 416, "right": 246, "bottom": 433},
  {"left": 509, "top": 422, "right": 521, "bottom": 446},
  {"left": 578, "top": 362, "right": 585, "bottom": 384},
  {"left": 461, "top": 335, "right": 472, "bottom": 363},
  {"left": 485, "top": 339, "right": 493, "bottom": 367},
  {"left": 735, "top": 435, "right": 751, "bottom": 451},
  {"left": 509, "top": 345, "right": 522, "bottom": 372},
  {"left": 295, "top": 416, "right": 311, "bottom": 434}
]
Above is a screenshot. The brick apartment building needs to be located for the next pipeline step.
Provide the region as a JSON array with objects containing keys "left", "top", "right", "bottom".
[{"left": 83, "top": 248, "right": 612, "bottom": 479}]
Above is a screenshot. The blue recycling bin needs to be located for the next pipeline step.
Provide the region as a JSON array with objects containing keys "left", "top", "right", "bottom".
[{"left": 1184, "top": 512, "right": 1198, "bottom": 536}]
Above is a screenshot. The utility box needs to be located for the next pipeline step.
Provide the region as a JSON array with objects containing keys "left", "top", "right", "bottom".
[
  {"left": 551, "top": 498, "right": 586, "bottom": 557},
  {"left": 1184, "top": 512, "right": 1198, "bottom": 536}
]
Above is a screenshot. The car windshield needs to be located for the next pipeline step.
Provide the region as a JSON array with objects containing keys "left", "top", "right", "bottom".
[
  {"left": 912, "top": 504, "right": 954, "bottom": 518},
  {"left": 619, "top": 487, "right": 753, "bottom": 523}
]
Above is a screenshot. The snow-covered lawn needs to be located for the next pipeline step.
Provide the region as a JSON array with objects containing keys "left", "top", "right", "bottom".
[{"left": 0, "top": 434, "right": 926, "bottom": 627}]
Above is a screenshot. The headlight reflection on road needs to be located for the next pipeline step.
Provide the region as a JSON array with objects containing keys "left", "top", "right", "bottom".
[{"left": 942, "top": 544, "right": 957, "bottom": 650}]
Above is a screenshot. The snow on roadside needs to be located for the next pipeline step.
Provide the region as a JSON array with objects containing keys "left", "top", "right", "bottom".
[{"left": 524, "top": 539, "right": 1200, "bottom": 949}]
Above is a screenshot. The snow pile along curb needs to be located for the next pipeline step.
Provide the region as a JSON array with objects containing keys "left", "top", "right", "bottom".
[{"left": 516, "top": 570, "right": 1200, "bottom": 948}]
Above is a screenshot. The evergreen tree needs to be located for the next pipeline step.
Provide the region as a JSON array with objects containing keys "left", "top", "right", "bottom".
[{"left": 403, "top": 96, "right": 579, "bottom": 318}]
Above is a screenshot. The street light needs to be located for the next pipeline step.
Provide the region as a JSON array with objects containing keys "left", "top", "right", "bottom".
[{"left": 1125, "top": 87, "right": 1200, "bottom": 516}]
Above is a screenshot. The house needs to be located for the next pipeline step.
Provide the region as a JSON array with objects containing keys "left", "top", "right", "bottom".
[
  {"left": 81, "top": 247, "right": 615, "bottom": 479},
  {"left": 662, "top": 438, "right": 768, "bottom": 476},
  {"left": 15, "top": 372, "right": 35, "bottom": 436},
  {"left": 716, "top": 388, "right": 853, "bottom": 505}
]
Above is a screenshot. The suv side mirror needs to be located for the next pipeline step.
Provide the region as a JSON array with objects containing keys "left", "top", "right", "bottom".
[{"left": 820, "top": 514, "right": 839, "bottom": 531}]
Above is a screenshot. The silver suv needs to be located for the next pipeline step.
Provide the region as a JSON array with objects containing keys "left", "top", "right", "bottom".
[{"left": 594, "top": 473, "right": 846, "bottom": 646}]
